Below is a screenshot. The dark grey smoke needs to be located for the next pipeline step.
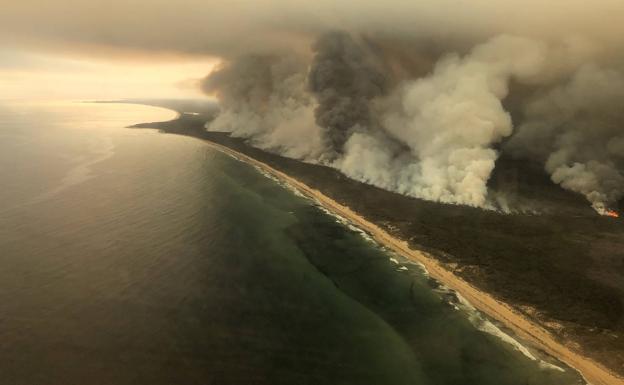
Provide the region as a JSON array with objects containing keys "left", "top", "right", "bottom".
[
  {"left": 308, "top": 31, "right": 388, "bottom": 155},
  {"left": 201, "top": 30, "right": 624, "bottom": 213}
]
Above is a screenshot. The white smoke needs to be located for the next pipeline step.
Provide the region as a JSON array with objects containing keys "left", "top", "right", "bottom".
[
  {"left": 202, "top": 33, "right": 624, "bottom": 212},
  {"left": 338, "top": 36, "right": 548, "bottom": 207},
  {"left": 511, "top": 65, "right": 624, "bottom": 212},
  {"left": 203, "top": 54, "right": 325, "bottom": 161}
]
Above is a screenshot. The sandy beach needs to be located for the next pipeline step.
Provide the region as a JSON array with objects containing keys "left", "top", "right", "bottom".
[{"left": 204, "top": 139, "right": 624, "bottom": 385}]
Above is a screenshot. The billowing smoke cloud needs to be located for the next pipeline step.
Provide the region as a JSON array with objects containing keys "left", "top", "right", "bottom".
[
  {"left": 4, "top": 0, "right": 624, "bottom": 62},
  {"left": 508, "top": 65, "right": 624, "bottom": 213},
  {"left": 308, "top": 31, "right": 388, "bottom": 156},
  {"left": 202, "top": 54, "right": 325, "bottom": 160},
  {"left": 202, "top": 31, "right": 391, "bottom": 162},
  {"left": 351, "top": 36, "right": 548, "bottom": 207},
  {"left": 201, "top": 30, "right": 624, "bottom": 212},
  {"left": 16, "top": 0, "right": 624, "bottom": 212}
]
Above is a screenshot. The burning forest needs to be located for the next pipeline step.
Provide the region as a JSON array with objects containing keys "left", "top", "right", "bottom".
[
  {"left": 200, "top": 31, "right": 624, "bottom": 216},
  {"left": 4, "top": 0, "right": 623, "bottom": 214}
]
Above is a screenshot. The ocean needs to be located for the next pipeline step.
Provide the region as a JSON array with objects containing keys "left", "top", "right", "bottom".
[{"left": 0, "top": 101, "right": 583, "bottom": 384}]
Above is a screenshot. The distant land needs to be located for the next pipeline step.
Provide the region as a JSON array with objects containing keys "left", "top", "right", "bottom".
[{"left": 124, "top": 99, "right": 624, "bottom": 383}]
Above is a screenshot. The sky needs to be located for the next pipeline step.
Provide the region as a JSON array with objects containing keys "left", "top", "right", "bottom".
[
  {"left": 0, "top": 49, "right": 217, "bottom": 100},
  {"left": 2, "top": 0, "right": 624, "bottom": 210},
  {"left": 2, "top": 0, "right": 623, "bottom": 101}
]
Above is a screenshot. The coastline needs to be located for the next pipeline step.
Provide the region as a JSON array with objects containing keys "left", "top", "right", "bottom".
[{"left": 202, "top": 139, "right": 623, "bottom": 385}]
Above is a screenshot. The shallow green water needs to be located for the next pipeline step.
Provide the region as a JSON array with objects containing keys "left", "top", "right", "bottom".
[{"left": 0, "top": 101, "right": 583, "bottom": 384}]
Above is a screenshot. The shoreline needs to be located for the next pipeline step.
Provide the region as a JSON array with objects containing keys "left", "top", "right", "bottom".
[{"left": 202, "top": 139, "right": 623, "bottom": 385}]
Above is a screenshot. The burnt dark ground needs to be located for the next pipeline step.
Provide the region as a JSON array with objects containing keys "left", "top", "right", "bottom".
[{"left": 130, "top": 104, "right": 624, "bottom": 377}]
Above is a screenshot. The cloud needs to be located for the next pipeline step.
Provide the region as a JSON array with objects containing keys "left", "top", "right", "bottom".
[{"left": 2, "top": 0, "right": 624, "bottom": 61}]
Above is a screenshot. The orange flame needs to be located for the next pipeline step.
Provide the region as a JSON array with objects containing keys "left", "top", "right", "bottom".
[{"left": 605, "top": 210, "right": 619, "bottom": 218}]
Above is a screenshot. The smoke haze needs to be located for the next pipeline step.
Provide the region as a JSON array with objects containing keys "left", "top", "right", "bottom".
[
  {"left": 508, "top": 65, "right": 624, "bottom": 212},
  {"left": 202, "top": 29, "right": 624, "bottom": 211},
  {"left": 5, "top": 0, "right": 624, "bottom": 211}
]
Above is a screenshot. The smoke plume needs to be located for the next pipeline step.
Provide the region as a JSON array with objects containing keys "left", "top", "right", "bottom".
[
  {"left": 509, "top": 65, "right": 624, "bottom": 212},
  {"left": 202, "top": 54, "right": 325, "bottom": 160},
  {"left": 370, "top": 36, "right": 548, "bottom": 206},
  {"left": 23, "top": 0, "right": 620, "bottom": 212},
  {"left": 308, "top": 31, "right": 388, "bottom": 156},
  {"left": 201, "top": 29, "right": 624, "bottom": 212}
]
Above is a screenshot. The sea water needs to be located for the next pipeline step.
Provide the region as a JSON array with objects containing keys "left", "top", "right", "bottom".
[{"left": 0, "top": 101, "right": 583, "bottom": 384}]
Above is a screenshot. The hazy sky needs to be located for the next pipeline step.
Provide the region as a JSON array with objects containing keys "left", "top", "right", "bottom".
[
  {"left": 1, "top": 0, "right": 623, "bottom": 100},
  {"left": 0, "top": 49, "right": 217, "bottom": 100}
]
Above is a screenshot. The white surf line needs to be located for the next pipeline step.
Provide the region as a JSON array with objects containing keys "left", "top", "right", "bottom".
[
  {"left": 213, "top": 141, "right": 570, "bottom": 373},
  {"left": 203, "top": 139, "right": 624, "bottom": 385}
]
